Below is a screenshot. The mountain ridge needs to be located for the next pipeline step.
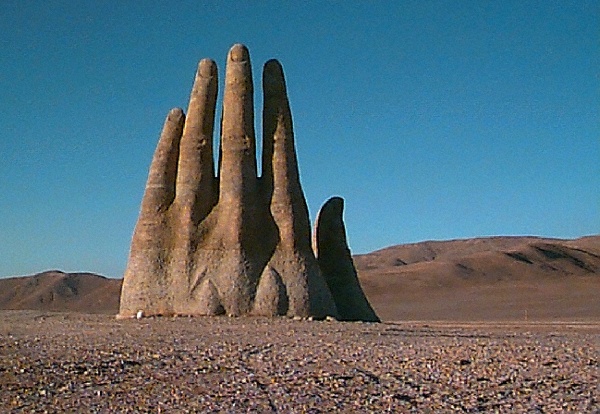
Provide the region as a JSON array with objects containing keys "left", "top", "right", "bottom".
[
  {"left": 1, "top": 235, "right": 598, "bottom": 321},
  {"left": 0, "top": 270, "right": 121, "bottom": 314},
  {"left": 356, "top": 235, "right": 599, "bottom": 321}
]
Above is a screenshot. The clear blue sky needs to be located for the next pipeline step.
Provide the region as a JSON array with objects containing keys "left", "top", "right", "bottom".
[{"left": 1, "top": 1, "right": 598, "bottom": 278}]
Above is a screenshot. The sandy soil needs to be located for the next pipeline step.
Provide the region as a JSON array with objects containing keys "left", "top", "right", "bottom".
[{"left": 1, "top": 311, "right": 598, "bottom": 413}]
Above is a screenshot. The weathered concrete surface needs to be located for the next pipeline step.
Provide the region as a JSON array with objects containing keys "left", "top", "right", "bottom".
[{"left": 119, "top": 44, "right": 378, "bottom": 321}]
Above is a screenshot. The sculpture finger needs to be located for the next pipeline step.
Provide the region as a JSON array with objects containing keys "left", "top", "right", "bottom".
[
  {"left": 175, "top": 59, "right": 218, "bottom": 221},
  {"left": 119, "top": 108, "right": 183, "bottom": 318},
  {"left": 315, "top": 197, "right": 381, "bottom": 322},
  {"left": 262, "top": 59, "right": 311, "bottom": 249},
  {"left": 139, "top": 108, "right": 184, "bottom": 217},
  {"left": 218, "top": 44, "right": 257, "bottom": 214}
]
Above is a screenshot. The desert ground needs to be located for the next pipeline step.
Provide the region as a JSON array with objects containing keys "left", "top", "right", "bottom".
[{"left": 1, "top": 311, "right": 598, "bottom": 413}]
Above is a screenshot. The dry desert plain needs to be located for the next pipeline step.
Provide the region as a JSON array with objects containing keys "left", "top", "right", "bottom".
[
  {"left": 1, "top": 311, "right": 598, "bottom": 413},
  {"left": 0, "top": 236, "right": 599, "bottom": 412}
]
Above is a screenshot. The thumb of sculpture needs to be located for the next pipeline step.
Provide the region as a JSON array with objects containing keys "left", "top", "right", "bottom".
[
  {"left": 315, "top": 197, "right": 380, "bottom": 322},
  {"left": 118, "top": 44, "right": 379, "bottom": 322}
]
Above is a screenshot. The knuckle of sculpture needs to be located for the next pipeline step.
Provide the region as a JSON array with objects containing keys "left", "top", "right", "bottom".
[{"left": 119, "top": 45, "right": 379, "bottom": 322}]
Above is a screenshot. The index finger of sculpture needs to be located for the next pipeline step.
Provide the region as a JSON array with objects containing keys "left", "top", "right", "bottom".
[
  {"left": 262, "top": 59, "right": 311, "bottom": 248},
  {"left": 261, "top": 59, "right": 293, "bottom": 186},
  {"left": 140, "top": 108, "right": 185, "bottom": 217},
  {"left": 175, "top": 59, "right": 218, "bottom": 221}
]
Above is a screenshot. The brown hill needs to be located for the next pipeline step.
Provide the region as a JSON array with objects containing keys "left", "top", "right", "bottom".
[
  {"left": 1, "top": 235, "right": 598, "bottom": 321},
  {"left": 0, "top": 271, "right": 121, "bottom": 314},
  {"left": 355, "top": 235, "right": 600, "bottom": 321}
]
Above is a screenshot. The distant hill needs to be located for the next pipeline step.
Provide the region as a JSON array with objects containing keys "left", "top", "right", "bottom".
[
  {"left": 0, "top": 271, "right": 121, "bottom": 314},
  {"left": 1, "top": 235, "right": 598, "bottom": 321},
  {"left": 355, "top": 235, "right": 600, "bottom": 321}
]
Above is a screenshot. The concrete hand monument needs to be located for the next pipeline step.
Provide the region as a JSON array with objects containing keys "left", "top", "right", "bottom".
[{"left": 118, "top": 44, "right": 379, "bottom": 322}]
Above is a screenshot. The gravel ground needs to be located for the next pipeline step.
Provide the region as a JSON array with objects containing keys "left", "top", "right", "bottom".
[{"left": 0, "top": 311, "right": 598, "bottom": 413}]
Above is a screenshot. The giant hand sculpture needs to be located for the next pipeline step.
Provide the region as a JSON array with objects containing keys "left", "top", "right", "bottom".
[{"left": 118, "top": 44, "right": 379, "bottom": 322}]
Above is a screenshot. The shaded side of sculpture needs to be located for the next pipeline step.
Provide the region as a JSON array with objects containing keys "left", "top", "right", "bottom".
[
  {"left": 315, "top": 198, "right": 380, "bottom": 322},
  {"left": 119, "top": 44, "right": 379, "bottom": 322}
]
